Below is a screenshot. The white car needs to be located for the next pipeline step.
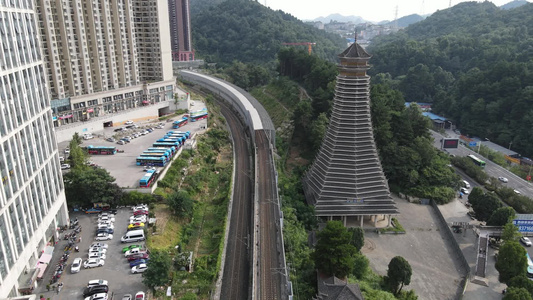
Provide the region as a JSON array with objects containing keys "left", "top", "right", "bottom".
[
  {"left": 460, "top": 187, "right": 469, "bottom": 195},
  {"left": 87, "top": 279, "right": 108, "bottom": 288},
  {"left": 129, "top": 216, "right": 147, "bottom": 223},
  {"left": 521, "top": 237, "right": 532, "bottom": 247},
  {"left": 71, "top": 258, "right": 82, "bottom": 273},
  {"left": 84, "top": 293, "right": 108, "bottom": 300},
  {"left": 61, "top": 164, "right": 71, "bottom": 170},
  {"left": 132, "top": 205, "right": 149, "bottom": 211},
  {"left": 88, "top": 252, "right": 106, "bottom": 260},
  {"left": 97, "top": 223, "right": 115, "bottom": 230},
  {"left": 125, "top": 120, "right": 134, "bottom": 125},
  {"left": 131, "top": 263, "right": 148, "bottom": 274},
  {"left": 89, "top": 246, "right": 107, "bottom": 254},
  {"left": 498, "top": 177, "right": 509, "bottom": 183},
  {"left": 95, "top": 233, "right": 113, "bottom": 241},
  {"left": 514, "top": 189, "right": 521, "bottom": 195},
  {"left": 83, "top": 258, "right": 105, "bottom": 269},
  {"left": 98, "top": 216, "right": 115, "bottom": 223},
  {"left": 89, "top": 243, "right": 109, "bottom": 250}
]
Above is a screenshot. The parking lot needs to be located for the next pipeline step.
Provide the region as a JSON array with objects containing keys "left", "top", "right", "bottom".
[
  {"left": 362, "top": 196, "right": 465, "bottom": 300},
  {"left": 36, "top": 208, "right": 147, "bottom": 299},
  {"left": 58, "top": 102, "right": 207, "bottom": 189}
]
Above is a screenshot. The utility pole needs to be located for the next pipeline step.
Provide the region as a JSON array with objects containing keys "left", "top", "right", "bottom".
[{"left": 509, "top": 141, "right": 513, "bottom": 150}]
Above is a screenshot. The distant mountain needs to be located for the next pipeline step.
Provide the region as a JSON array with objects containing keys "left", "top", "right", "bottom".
[
  {"left": 383, "top": 14, "right": 425, "bottom": 28},
  {"left": 312, "top": 14, "right": 365, "bottom": 24},
  {"left": 500, "top": 0, "right": 529, "bottom": 10}
]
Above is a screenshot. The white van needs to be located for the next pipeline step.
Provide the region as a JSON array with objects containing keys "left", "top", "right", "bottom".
[
  {"left": 121, "top": 229, "right": 145, "bottom": 243},
  {"left": 462, "top": 180, "right": 471, "bottom": 189}
]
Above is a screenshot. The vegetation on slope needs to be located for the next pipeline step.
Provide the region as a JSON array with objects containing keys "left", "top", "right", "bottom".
[
  {"left": 368, "top": 2, "right": 533, "bottom": 156},
  {"left": 191, "top": 0, "right": 346, "bottom": 64}
]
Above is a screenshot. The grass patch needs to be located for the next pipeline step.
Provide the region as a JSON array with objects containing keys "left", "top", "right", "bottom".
[
  {"left": 379, "top": 218, "right": 405, "bottom": 233},
  {"left": 146, "top": 204, "right": 182, "bottom": 250}
]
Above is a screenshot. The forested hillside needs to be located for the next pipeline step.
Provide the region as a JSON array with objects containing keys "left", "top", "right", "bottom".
[
  {"left": 191, "top": 0, "right": 346, "bottom": 64},
  {"left": 368, "top": 2, "right": 533, "bottom": 156}
]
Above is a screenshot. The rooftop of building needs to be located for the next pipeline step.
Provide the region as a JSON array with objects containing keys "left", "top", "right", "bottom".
[{"left": 338, "top": 42, "right": 371, "bottom": 59}]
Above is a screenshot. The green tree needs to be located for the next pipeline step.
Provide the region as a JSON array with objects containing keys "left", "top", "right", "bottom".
[
  {"left": 496, "top": 241, "right": 527, "bottom": 283},
  {"left": 385, "top": 256, "right": 413, "bottom": 295},
  {"left": 471, "top": 192, "right": 502, "bottom": 222},
  {"left": 508, "top": 275, "right": 533, "bottom": 295},
  {"left": 488, "top": 207, "right": 516, "bottom": 226},
  {"left": 503, "top": 287, "right": 533, "bottom": 300},
  {"left": 501, "top": 223, "right": 521, "bottom": 243},
  {"left": 167, "top": 191, "right": 194, "bottom": 218},
  {"left": 142, "top": 249, "right": 172, "bottom": 290},
  {"left": 467, "top": 187, "right": 484, "bottom": 207},
  {"left": 63, "top": 167, "right": 122, "bottom": 208},
  {"left": 68, "top": 134, "right": 88, "bottom": 169},
  {"left": 352, "top": 253, "right": 369, "bottom": 279},
  {"left": 397, "top": 290, "right": 419, "bottom": 300},
  {"left": 348, "top": 227, "right": 365, "bottom": 252},
  {"left": 312, "top": 221, "right": 357, "bottom": 278},
  {"left": 71, "top": 132, "right": 83, "bottom": 146},
  {"left": 309, "top": 113, "right": 329, "bottom": 151}
]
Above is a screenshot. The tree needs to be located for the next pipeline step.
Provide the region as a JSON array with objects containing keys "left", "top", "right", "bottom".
[
  {"left": 501, "top": 223, "right": 521, "bottom": 243},
  {"left": 471, "top": 192, "right": 502, "bottom": 221},
  {"left": 496, "top": 241, "right": 527, "bottom": 283},
  {"left": 167, "top": 191, "right": 194, "bottom": 218},
  {"left": 488, "top": 207, "right": 516, "bottom": 226},
  {"left": 348, "top": 227, "right": 365, "bottom": 252},
  {"left": 508, "top": 275, "right": 533, "bottom": 295},
  {"left": 385, "top": 256, "right": 413, "bottom": 295},
  {"left": 503, "top": 287, "right": 532, "bottom": 300},
  {"left": 63, "top": 167, "right": 123, "bottom": 208},
  {"left": 142, "top": 249, "right": 172, "bottom": 290},
  {"left": 312, "top": 221, "right": 357, "bottom": 278},
  {"left": 467, "top": 187, "right": 484, "bottom": 207},
  {"left": 352, "top": 253, "right": 369, "bottom": 279}
]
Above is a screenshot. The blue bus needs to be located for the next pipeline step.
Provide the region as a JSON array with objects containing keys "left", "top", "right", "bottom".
[
  {"left": 136, "top": 156, "right": 167, "bottom": 167},
  {"left": 139, "top": 169, "right": 158, "bottom": 188},
  {"left": 191, "top": 113, "right": 208, "bottom": 122},
  {"left": 86, "top": 145, "right": 117, "bottom": 155},
  {"left": 140, "top": 152, "right": 169, "bottom": 162},
  {"left": 153, "top": 142, "right": 181, "bottom": 149},
  {"left": 156, "top": 138, "right": 184, "bottom": 145},
  {"left": 144, "top": 149, "right": 172, "bottom": 158},
  {"left": 164, "top": 133, "right": 188, "bottom": 141},
  {"left": 147, "top": 147, "right": 176, "bottom": 156},
  {"left": 167, "top": 131, "right": 191, "bottom": 139},
  {"left": 172, "top": 117, "right": 188, "bottom": 129}
]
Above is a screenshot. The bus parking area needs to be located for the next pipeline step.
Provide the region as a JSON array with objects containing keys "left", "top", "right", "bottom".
[{"left": 58, "top": 102, "right": 208, "bottom": 190}]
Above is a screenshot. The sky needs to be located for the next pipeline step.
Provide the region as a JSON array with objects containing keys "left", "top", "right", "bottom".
[{"left": 264, "top": 0, "right": 527, "bottom": 23}]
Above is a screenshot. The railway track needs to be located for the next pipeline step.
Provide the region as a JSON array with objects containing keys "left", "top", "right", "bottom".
[
  {"left": 256, "top": 131, "right": 282, "bottom": 300},
  {"left": 217, "top": 99, "right": 253, "bottom": 300}
]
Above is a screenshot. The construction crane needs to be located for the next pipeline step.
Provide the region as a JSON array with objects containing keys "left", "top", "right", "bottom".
[{"left": 282, "top": 42, "right": 316, "bottom": 55}]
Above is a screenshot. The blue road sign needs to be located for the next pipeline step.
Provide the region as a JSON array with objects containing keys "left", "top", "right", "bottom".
[
  {"left": 469, "top": 142, "right": 477, "bottom": 147},
  {"left": 513, "top": 220, "right": 533, "bottom": 232}
]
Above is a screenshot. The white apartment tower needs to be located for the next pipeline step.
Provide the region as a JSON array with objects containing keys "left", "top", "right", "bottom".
[
  {"left": 0, "top": 0, "right": 69, "bottom": 297},
  {"left": 35, "top": 0, "right": 175, "bottom": 126}
]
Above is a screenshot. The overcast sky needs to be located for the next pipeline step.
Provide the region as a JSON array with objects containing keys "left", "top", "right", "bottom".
[{"left": 265, "top": 0, "right": 528, "bottom": 22}]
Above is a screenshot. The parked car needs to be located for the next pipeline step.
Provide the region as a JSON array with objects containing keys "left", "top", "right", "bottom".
[
  {"left": 132, "top": 205, "right": 149, "bottom": 211},
  {"left": 84, "top": 293, "right": 108, "bottom": 300},
  {"left": 498, "top": 177, "right": 509, "bottom": 183},
  {"left": 125, "top": 120, "right": 134, "bottom": 125},
  {"left": 127, "top": 253, "right": 149, "bottom": 261},
  {"left": 129, "top": 259, "right": 148, "bottom": 268},
  {"left": 88, "top": 252, "right": 106, "bottom": 260},
  {"left": 133, "top": 210, "right": 149, "bottom": 216},
  {"left": 71, "top": 258, "right": 82, "bottom": 273},
  {"left": 128, "top": 222, "right": 145, "bottom": 230},
  {"left": 131, "top": 264, "right": 148, "bottom": 274},
  {"left": 125, "top": 248, "right": 148, "bottom": 257},
  {"left": 117, "top": 140, "right": 126, "bottom": 145},
  {"left": 83, "top": 285, "right": 109, "bottom": 297},
  {"left": 87, "top": 279, "right": 108, "bottom": 288},
  {"left": 135, "top": 291, "right": 146, "bottom": 300},
  {"left": 61, "top": 164, "right": 71, "bottom": 170},
  {"left": 96, "top": 228, "right": 114, "bottom": 235},
  {"left": 122, "top": 244, "right": 142, "bottom": 253},
  {"left": 114, "top": 127, "right": 125, "bottom": 132},
  {"left": 129, "top": 216, "right": 147, "bottom": 224},
  {"left": 97, "top": 223, "right": 115, "bottom": 230},
  {"left": 95, "top": 233, "right": 113, "bottom": 241},
  {"left": 514, "top": 189, "right": 521, "bottom": 194},
  {"left": 64, "top": 148, "right": 70, "bottom": 154},
  {"left": 122, "top": 295, "right": 133, "bottom": 300},
  {"left": 142, "top": 166, "right": 155, "bottom": 172},
  {"left": 83, "top": 258, "right": 105, "bottom": 269},
  {"left": 521, "top": 236, "right": 532, "bottom": 247},
  {"left": 98, "top": 216, "right": 115, "bottom": 223},
  {"left": 460, "top": 187, "right": 469, "bottom": 195},
  {"left": 89, "top": 246, "right": 108, "bottom": 254},
  {"left": 89, "top": 243, "right": 108, "bottom": 249}
]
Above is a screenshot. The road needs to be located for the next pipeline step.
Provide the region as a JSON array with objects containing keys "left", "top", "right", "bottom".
[
  {"left": 218, "top": 99, "right": 253, "bottom": 300},
  {"left": 430, "top": 130, "right": 533, "bottom": 198}
]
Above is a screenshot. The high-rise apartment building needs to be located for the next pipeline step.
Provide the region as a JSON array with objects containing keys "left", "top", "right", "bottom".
[
  {"left": 0, "top": 1, "right": 69, "bottom": 297},
  {"left": 35, "top": 0, "right": 175, "bottom": 127},
  {"left": 168, "top": 0, "right": 194, "bottom": 61}
]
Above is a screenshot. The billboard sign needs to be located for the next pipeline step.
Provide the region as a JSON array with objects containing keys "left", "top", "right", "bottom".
[
  {"left": 443, "top": 139, "right": 459, "bottom": 149},
  {"left": 513, "top": 219, "right": 533, "bottom": 232}
]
